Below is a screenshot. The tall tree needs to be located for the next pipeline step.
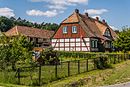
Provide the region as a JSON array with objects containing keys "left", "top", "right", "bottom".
[
  {"left": 113, "top": 27, "right": 130, "bottom": 52},
  {"left": 0, "top": 16, "right": 14, "bottom": 32},
  {"left": 0, "top": 16, "right": 59, "bottom": 31},
  {"left": 0, "top": 34, "right": 33, "bottom": 70}
]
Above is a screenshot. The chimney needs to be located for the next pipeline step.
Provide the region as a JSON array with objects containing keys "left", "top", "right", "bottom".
[
  {"left": 102, "top": 19, "right": 106, "bottom": 24},
  {"left": 75, "top": 9, "right": 79, "bottom": 13},
  {"left": 85, "top": 13, "right": 89, "bottom": 18},
  {"left": 96, "top": 17, "right": 99, "bottom": 21}
]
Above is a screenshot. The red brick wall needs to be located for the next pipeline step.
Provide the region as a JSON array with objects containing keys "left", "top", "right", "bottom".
[{"left": 53, "top": 23, "right": 86, "bottom": 38}]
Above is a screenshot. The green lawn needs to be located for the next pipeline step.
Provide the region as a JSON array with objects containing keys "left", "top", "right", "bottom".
[
  {"left": 0, "top": 54, "right": 128, "bottom": 87},
  {"left": 0, "top": 60, "right": 129, "bottom": 87},
  {"left": 103, "top": 60, "right": 130, "bottom": 85},
  {"left": 42, "top": 60, "right": 130, "bottom": 87},
  {"left": 19, "top": 59, "right": 95, "bottom": 85}
]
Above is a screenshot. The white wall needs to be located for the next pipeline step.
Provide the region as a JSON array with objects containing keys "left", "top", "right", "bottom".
[{"left": 52, "top": 38, "right": 90, "bottom": 52}]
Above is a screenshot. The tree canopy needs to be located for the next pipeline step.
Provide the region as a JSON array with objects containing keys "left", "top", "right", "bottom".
[
  {"left": 0, "top": 34, "right": 34, "bottom": 70},
  {"left": 113, "top": 27, "right": 130, "bottom": 52},
  {"left": 0, "top": 16, "right": 59, "bottom": 32}
]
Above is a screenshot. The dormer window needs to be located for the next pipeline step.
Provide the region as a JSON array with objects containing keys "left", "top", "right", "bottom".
[
  {"left": 72, "top": 26, "right": 77, "bottom": 33},
  {"left": 104, "top": 29, "right": 111, "bottom": 36},
  {"left": 63, "top": 26, "right": 68, "bottom": 34}
]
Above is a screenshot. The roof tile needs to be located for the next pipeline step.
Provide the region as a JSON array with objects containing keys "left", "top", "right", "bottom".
[{"left": 5, "top": 26, "right": 54, "bottom": 39}]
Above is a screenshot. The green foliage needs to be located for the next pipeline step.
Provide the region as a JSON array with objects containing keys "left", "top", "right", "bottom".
[
  {"left": 0, "top": 16, "right": 59, "bottom": 32},
  {"left": 0, "top": 16, "right": 14, "bottom": 32},
  {"left": 94, "top": 55, "right": 112, "bottom": 69},
  {"left": 41, "top": 47, "right": 60, "bottom": 65},
  {"left": 59, "top": 51, "right": 99, "bottom": 59},
  {"left": 0, "top": 34, "right": 33, "bottom": 70},
  {"left": 113, "top": 27, "right": 130, "bottom": 52}
]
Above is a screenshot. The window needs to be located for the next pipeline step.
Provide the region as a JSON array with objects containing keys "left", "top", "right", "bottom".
[
  {"left": 36, "top": 38, "right": 38, "bottom": 43},
  {"left": 91, "top": 40, "right": 98, "bottom": 48},
  {"left": 91, "top": 40, "right": 95, "bottom": 48},
  {"left": 30, "top": 37, "right": 33, "bottom": 42},
  {"left": 72, "top": 26, "right": 77, "bottom": 33},
  {"left": 63, "top": 26, "right": 68, "bottom": 34},
  {"left": 105, "top": 41, "right": 111, "bottom": 48},
  {"left": 95, "top": 40, "right": 98, "bottom": 48},
  {"left": 105, "top": 29, "right": 111, "bottom": 36}
]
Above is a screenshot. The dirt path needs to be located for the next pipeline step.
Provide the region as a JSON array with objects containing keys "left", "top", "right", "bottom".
[{"left": 103, "top": 82, "right": 130, "bottom": 87}]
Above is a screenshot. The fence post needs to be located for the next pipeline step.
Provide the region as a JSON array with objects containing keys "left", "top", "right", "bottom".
[
  {"left": 118, "top": 54, "right": 120, "bottom": 63},
  {"left": 93, "top": 58, "right": 96, "bottom": 69},
  {"left": 55, "top": 63, "right": 58, "bottom": 78},
  {"left": 68, "top": 61, "right": 70, "bottom": 76},
  {"left": 17, "top": 68, "right": 20, "bottom": 84},
  {"left": 86, "top": 59, "right": 88, "bottom": 72},
  {"left": 127, "top": 54, "right": 129, "bottom": 59},
  {"left": 120, "top": 54, "right": 121, "bottom": 61},
  {"left": 78, "top": 60, "right": 80, "bottom": 74},
  {"left": 114, "top": 55, "right": 116, "bottom": 64},
  {"left": 121, "top": 54, "right": 124, "bottom": 61},
  {"left": 109, "top": 55, "right": 112, "bottom": 64},
  {"left": 39, "top": 65, "right": 41, "bottom": 86},
  {"left": 124, "top": 53, "right": 126, "bottom": 61}
]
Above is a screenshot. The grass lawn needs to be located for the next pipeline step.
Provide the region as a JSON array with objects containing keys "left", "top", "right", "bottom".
[
  {"left": 19, "top": 59, "right": 95, "bottom": 85},
  {"left": 41, "top": 60, "right": 130, "bottom": 87},
  {"left": 0, "top": 55, "right": 128, "bottom": 87},
  {"left": 0, "top": 60, "right": 129, "bottom": 87},
  {"left": 103, "top": 60, "right": 130, "bottom": 85}
]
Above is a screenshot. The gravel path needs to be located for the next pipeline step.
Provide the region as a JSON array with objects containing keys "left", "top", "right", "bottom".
[{"left": 102, "top": 82, "right": 130, "bottom": 87}]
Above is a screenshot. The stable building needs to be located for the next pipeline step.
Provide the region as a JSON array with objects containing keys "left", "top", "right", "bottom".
[
  {"left": 51, "top": 9, "right": 118, "bottom": 52},
  {"left": 5, "top": 26, "right": 54, "bottom": 48}
]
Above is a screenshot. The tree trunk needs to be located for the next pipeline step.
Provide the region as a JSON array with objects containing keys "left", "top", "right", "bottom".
[{"left": 12, "top": 62, "right": 16, "bottom": 71}]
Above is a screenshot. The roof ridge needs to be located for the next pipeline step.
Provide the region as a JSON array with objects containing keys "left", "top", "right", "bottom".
[
  {"left": 5, "top": 25, "right": 54, "bottom": 39},
  {"left": 16, "top": 25, "right": 19, "bottom": 35}
]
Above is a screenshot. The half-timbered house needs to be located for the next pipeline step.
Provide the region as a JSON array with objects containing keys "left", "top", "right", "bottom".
[{"left": 51, "top": 9, "right": 118, "bottom": 52}]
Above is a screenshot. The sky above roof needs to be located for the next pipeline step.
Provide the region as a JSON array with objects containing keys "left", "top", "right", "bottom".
[{"left": 0, "top": 0, "right": 130, "bottom": 30}]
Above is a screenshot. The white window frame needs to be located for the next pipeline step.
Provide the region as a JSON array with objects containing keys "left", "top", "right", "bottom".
[
  {"left": 91, "top": 40, "right": 95, "bottom": 48},
  {"left": 91, "top": 40, "right": 98, "bottom": 48},
  {"left": 63, "top": 26, "right": 68, "bottom": 34},
  {"left": 95, "top": 40, "right": 98, "bottom": 48},
  {"left": 72, "top": 26, "right": 77, "bottom": 33}
]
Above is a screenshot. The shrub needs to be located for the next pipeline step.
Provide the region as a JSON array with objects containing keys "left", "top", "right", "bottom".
[
  {"left": 94, "top": 54, "right": 112, "bottom": 69},
  {"left": 41, "top": 47, "right": 60, "bottom": 65}
]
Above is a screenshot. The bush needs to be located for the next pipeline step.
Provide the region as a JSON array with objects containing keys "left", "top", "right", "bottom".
[
  {"left": 94, "top": 54, "right": 112, "bottom": 69},
  {"left": 41, "top": 47, "right": 60, "bottom": 65}
]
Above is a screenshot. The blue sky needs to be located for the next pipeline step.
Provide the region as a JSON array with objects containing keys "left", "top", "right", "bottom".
[{"left": 0, "top": 0, "right": 130, "bottom": 30}]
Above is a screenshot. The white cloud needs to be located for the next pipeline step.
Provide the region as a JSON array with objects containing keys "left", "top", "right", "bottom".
[
  {"left": 68, "top": 0, "right": 88, "bottom": 4},
  {"left": 29, "top": 0, "right": 89, "bottom": 17},
  {"left": 28, "top": 0, "right": 90, "bottom": 18},
  {"left": 30, "top": 0, "right": 88, "bottom": 4},
  {"left": 91, "top": 15, "right": 101, "bottom": 20},
  {"left": 84, "top": 9, "right": 108, "bottom": 15},
  {"left": 59, "top": 10, "right": 64, "bottom": 14},
  {"left": 29, "top": 0, "right": 45, "bottom": 2},
  {"left": 0, "top": 7, "right": 15, "bottom": 17},
  {"left": 48, "top": 5, "right": 67, "bottom": 10},
  {"left": 26, "top": 9, "right": 58, "bottom": 17}
]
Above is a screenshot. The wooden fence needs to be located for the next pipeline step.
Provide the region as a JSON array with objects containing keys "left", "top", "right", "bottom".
[{"left": 15, "top": 53, "right": 130, "bottom": 86}]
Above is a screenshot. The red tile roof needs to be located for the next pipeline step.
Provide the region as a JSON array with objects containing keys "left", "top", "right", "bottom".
[
  {"left": 62, "top": 12, "right": 80, "bottom": 23},
  {"left": 61, "top": 10, "right": 118, "bottom": 41},
  {"left": 5, "top": 26, "right": 54, "bottom": 39}
]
